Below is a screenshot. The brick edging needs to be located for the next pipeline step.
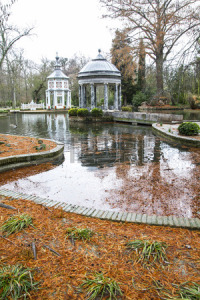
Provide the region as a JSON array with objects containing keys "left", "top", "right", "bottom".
[{"left": 0, "top": 188, "right": 199, "bottom": 229}]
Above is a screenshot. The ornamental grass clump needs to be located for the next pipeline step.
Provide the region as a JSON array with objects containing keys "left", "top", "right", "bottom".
[
  {"left": 1, "top": 214, "right": 33, "bottom": 236},
  {"left": 126, "top": 239, "right": 168, "bottom": 265},
  {"left": 66, "top": 227, "right": 94, "bottom": 241},
  {"left": 0, "top": 264, "right": 38, "bottom": 299},
  {"left": 178, "top": 122, "right": 200, "bottom": 136},
  {"left": 80, "top": 272, "right": 123, "bottom": 300},
  {"left": 174, "top": 282, "right": 200, "bottom": 300}
]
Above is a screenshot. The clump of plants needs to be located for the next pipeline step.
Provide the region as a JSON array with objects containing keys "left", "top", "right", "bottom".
[
  {"left": 132, "top": 91, "right": 147, "bottom": 108},
  {"left": 126, "top": 239, "right": 168, "bottom": 265},
  {"left": 66, "top": 227, "right": 94, "bottom": 241},
  {"left": 165, "top": 282, "right": 200, "bottom": 300},
  {"left": 121, "top": 106, "right": 132, "bottom": 112},
  {"left": 91, "top": 108, "right": 103, "bottom": 118},
  {"left": 187, "top": 93, "right": 200, "bottom": 109},
  {"left": 1, "top": 213, "right": 33, "bottom": 236},
  {"left": 34, "top": 139, "right": 46, "bottom": 151},
  {"left": 68, "top": 107, "right": 78, "bottom": 116},
  {"left": 0, "top": 264, "right": 38, "bottom": 299},
  {"left": 178, "top": 122, "right": 200, "bottom": 136},
  {"left": 80, "top": 272, "right": 123, "bottom": 300},
  {"left": 77, "top": 108, "right": 89, "bottom": 117}
]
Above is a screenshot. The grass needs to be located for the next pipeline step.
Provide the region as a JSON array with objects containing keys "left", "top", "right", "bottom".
[
  {"left": 165, "top": 282, "right": 200, "bottom": 300},
  {"left": 80, "top": 272, "right": 123, "bottom": 300},
  {"left": 0, "top": 264, "right": 38, "bottom": 299},
  {"left": 1, "top": 214, "right": 33, "bottom": 236},
  {"left": 65, "top": 227, "right": 94, "bottom": 241},
  {"left": 126, "top": 239, "right": 168, "bottom": 265}
]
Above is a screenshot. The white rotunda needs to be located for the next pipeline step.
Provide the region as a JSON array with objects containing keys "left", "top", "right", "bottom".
[
  {"left": 78, "top": 50, "right": 121, "bottom": 110},
  {"left": 46, "top": 54, "right": 71, "bottom": 110}
]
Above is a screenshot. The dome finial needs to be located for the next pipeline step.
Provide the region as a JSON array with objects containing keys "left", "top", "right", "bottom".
[
  {"left": 98, "top": 49, "right": 101, "bottom": 54},
  {"left": 55, "top": 52, "right": 61, "bottom": 70}
]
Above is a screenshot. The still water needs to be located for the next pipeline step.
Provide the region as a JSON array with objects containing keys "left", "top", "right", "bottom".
[{"left": 0, "top": 113, "right": 199, "bottom": 218}]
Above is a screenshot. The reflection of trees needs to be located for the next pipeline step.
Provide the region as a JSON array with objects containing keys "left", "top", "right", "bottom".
[{"left": 109, "top": 140, "right": 198, "bottom": 218}]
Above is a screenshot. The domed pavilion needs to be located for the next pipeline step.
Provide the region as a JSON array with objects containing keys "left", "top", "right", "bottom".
[
  {"left": 78, "top": 50, "right": 121, "bottom": 110},
  {"left": 46, "top": 54, "right": 71, "bottom": 109}
]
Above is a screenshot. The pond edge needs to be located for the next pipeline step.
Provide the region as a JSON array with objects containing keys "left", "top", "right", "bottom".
[
  {"left": 0, "top": 188, "right": 199, "bottom": 229},
  {"left": 152, "top": 123, "right": 200, "bottom": 147},
  {"left": 0, "top": 136, "right": 64, "bottom": 173}
]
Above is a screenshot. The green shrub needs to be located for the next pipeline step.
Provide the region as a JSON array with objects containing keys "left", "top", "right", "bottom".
[
  {"left": 77, "top": 108, "right": 89, "bottom": 117},
  {"left": 178, "top": 122, "right": 200, "bottom": 136},
  {"left": 68, "top": 108, "right": 78, "bottom": 116},
  {"left": 132, "top": 91, "right": 147, "bottom": 108},
  {"left": 0, "top": 264, "right": 38, "bottom": 299},
  {"left": 91, "top": 108, "right": 103, "bottom": 118},
  {"left": 121, "top": 106, "right": 132, "bottom": 112}
]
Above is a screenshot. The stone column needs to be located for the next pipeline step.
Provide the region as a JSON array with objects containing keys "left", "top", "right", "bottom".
[
  {"left": 114, "top": 83, "right": 119, "bottom": 110},
  {"left": 79, "top": 85, "right": 81, "bottom": 107},
  {"left": 104, "top": 83, "right": 108, "bottom": 110},
  {"left": 83, "top": 85, "right": 87, "bottom": 108},
  {"left": 118, "top": 84, "right": 122, "bottom": 110},
  {"left": 54, "top": 90, "right": 57, "bottom": 108},
  {"left": 48, "top": 91, "right": 51, "bottom": 108},
  {"left": 62, "top": 90, "right": 65, "bottom": 107},
  {"left": 91, "top": 84, "right": 95, "bottom": 109},
  {"left": 69, "top": 91, "right": 71, "bottom": 107},
  {"left": 80, "top": 85, "right": 84, "bottom": 108},
  {"left": 94, "top": 86, "right": 97, "bottom": 108},
  {"left": 67, "top": 90, "right": 70, "bottom": 108}
]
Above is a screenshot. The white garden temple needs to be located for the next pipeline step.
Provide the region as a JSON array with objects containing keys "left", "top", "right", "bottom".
[
  {"left": 78, "top": 50, "right": 121, "bottom": 110},
  {"left": 46, "top": 54, "right": 71, "bottom": 109}
]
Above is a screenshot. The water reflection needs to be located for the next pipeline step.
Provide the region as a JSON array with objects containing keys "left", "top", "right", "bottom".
[{"left": 0, "top": 113, "right": 199, "bottom": 218}]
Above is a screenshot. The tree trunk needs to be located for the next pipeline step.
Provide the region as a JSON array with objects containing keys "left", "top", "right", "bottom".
[{"left": 156, "top": 53, "right": 164, "bottom": 96}]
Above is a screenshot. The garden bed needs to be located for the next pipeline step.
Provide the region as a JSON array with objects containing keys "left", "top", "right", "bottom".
[{"left": 0, "top": 196, "right": 199, "bottom": 299}]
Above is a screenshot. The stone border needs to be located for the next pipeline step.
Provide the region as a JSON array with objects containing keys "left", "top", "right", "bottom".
[
  {"left": 152, "top": 123, "right": 200, "bottom": 147},
  {"left": 0, "top": 136, "right": 64, "bottom": 173},
  {"left": 0, "top": 188, "right": 199, "bottom": 229}
]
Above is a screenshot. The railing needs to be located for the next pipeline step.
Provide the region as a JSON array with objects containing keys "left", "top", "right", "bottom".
[{"left": 21, "top": 101, "right": 44, "bottom": 111}]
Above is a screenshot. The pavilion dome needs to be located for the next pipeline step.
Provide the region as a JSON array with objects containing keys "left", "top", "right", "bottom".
[
  {"left": 47, "top": 54, "right": 69, "bottom": 80},
  {"left": 78, "top": 50, "right": 121, "bottom": 79}
]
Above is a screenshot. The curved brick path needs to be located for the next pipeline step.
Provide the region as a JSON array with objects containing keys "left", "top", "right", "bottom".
[{"left": 0, "top": 188, "right": 199, "bottom": 229}]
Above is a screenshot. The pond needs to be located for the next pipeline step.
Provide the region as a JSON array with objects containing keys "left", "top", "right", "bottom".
[{"left": 0, "top": 113, "right": 199, "bottom": 218}]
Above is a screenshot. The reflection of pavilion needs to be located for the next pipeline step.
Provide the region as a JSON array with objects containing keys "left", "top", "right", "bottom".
[
  {"left": 46, "top": 54, "right": 71, "bottom": 110},
  {"left": 74, "top": 125, "right": 159, "bottom": 167}
]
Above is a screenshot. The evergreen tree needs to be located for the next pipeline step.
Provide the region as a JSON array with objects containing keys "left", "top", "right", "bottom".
[{"left": 111, "top": 29, "right": 137, "bottom": 105}]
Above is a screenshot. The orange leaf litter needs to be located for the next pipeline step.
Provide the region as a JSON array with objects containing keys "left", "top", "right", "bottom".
[
  {"left": 0, "top": 134, "right": 57, "bottom": 158},
  {"left": 0, "top": 197, "right": 200, "bottom": 299}
]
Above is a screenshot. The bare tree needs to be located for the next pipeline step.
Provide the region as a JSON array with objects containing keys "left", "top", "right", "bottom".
[
  {"left": 0, "top": 0, "right": 33, "bottom": 69},
  {"left": 100, "top": 0, "right": 200, "bottom": 96}
]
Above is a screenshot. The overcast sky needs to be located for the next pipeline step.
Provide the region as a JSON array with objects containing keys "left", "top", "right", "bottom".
[{"left": 9, "top": 0, "right": 120, "bottom": 63}]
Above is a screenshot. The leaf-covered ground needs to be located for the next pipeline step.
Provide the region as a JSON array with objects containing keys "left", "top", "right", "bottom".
[
  {"left": 0, "top": 134, "right": 57, "bottom": 158},
  {"left": 0, "top": 196, "right": 200, "bottom": 299}
]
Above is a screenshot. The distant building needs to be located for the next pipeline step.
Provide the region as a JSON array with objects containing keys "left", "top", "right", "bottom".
[{"left": 46, "top": 54, "right": 71, "bottom": 109}]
